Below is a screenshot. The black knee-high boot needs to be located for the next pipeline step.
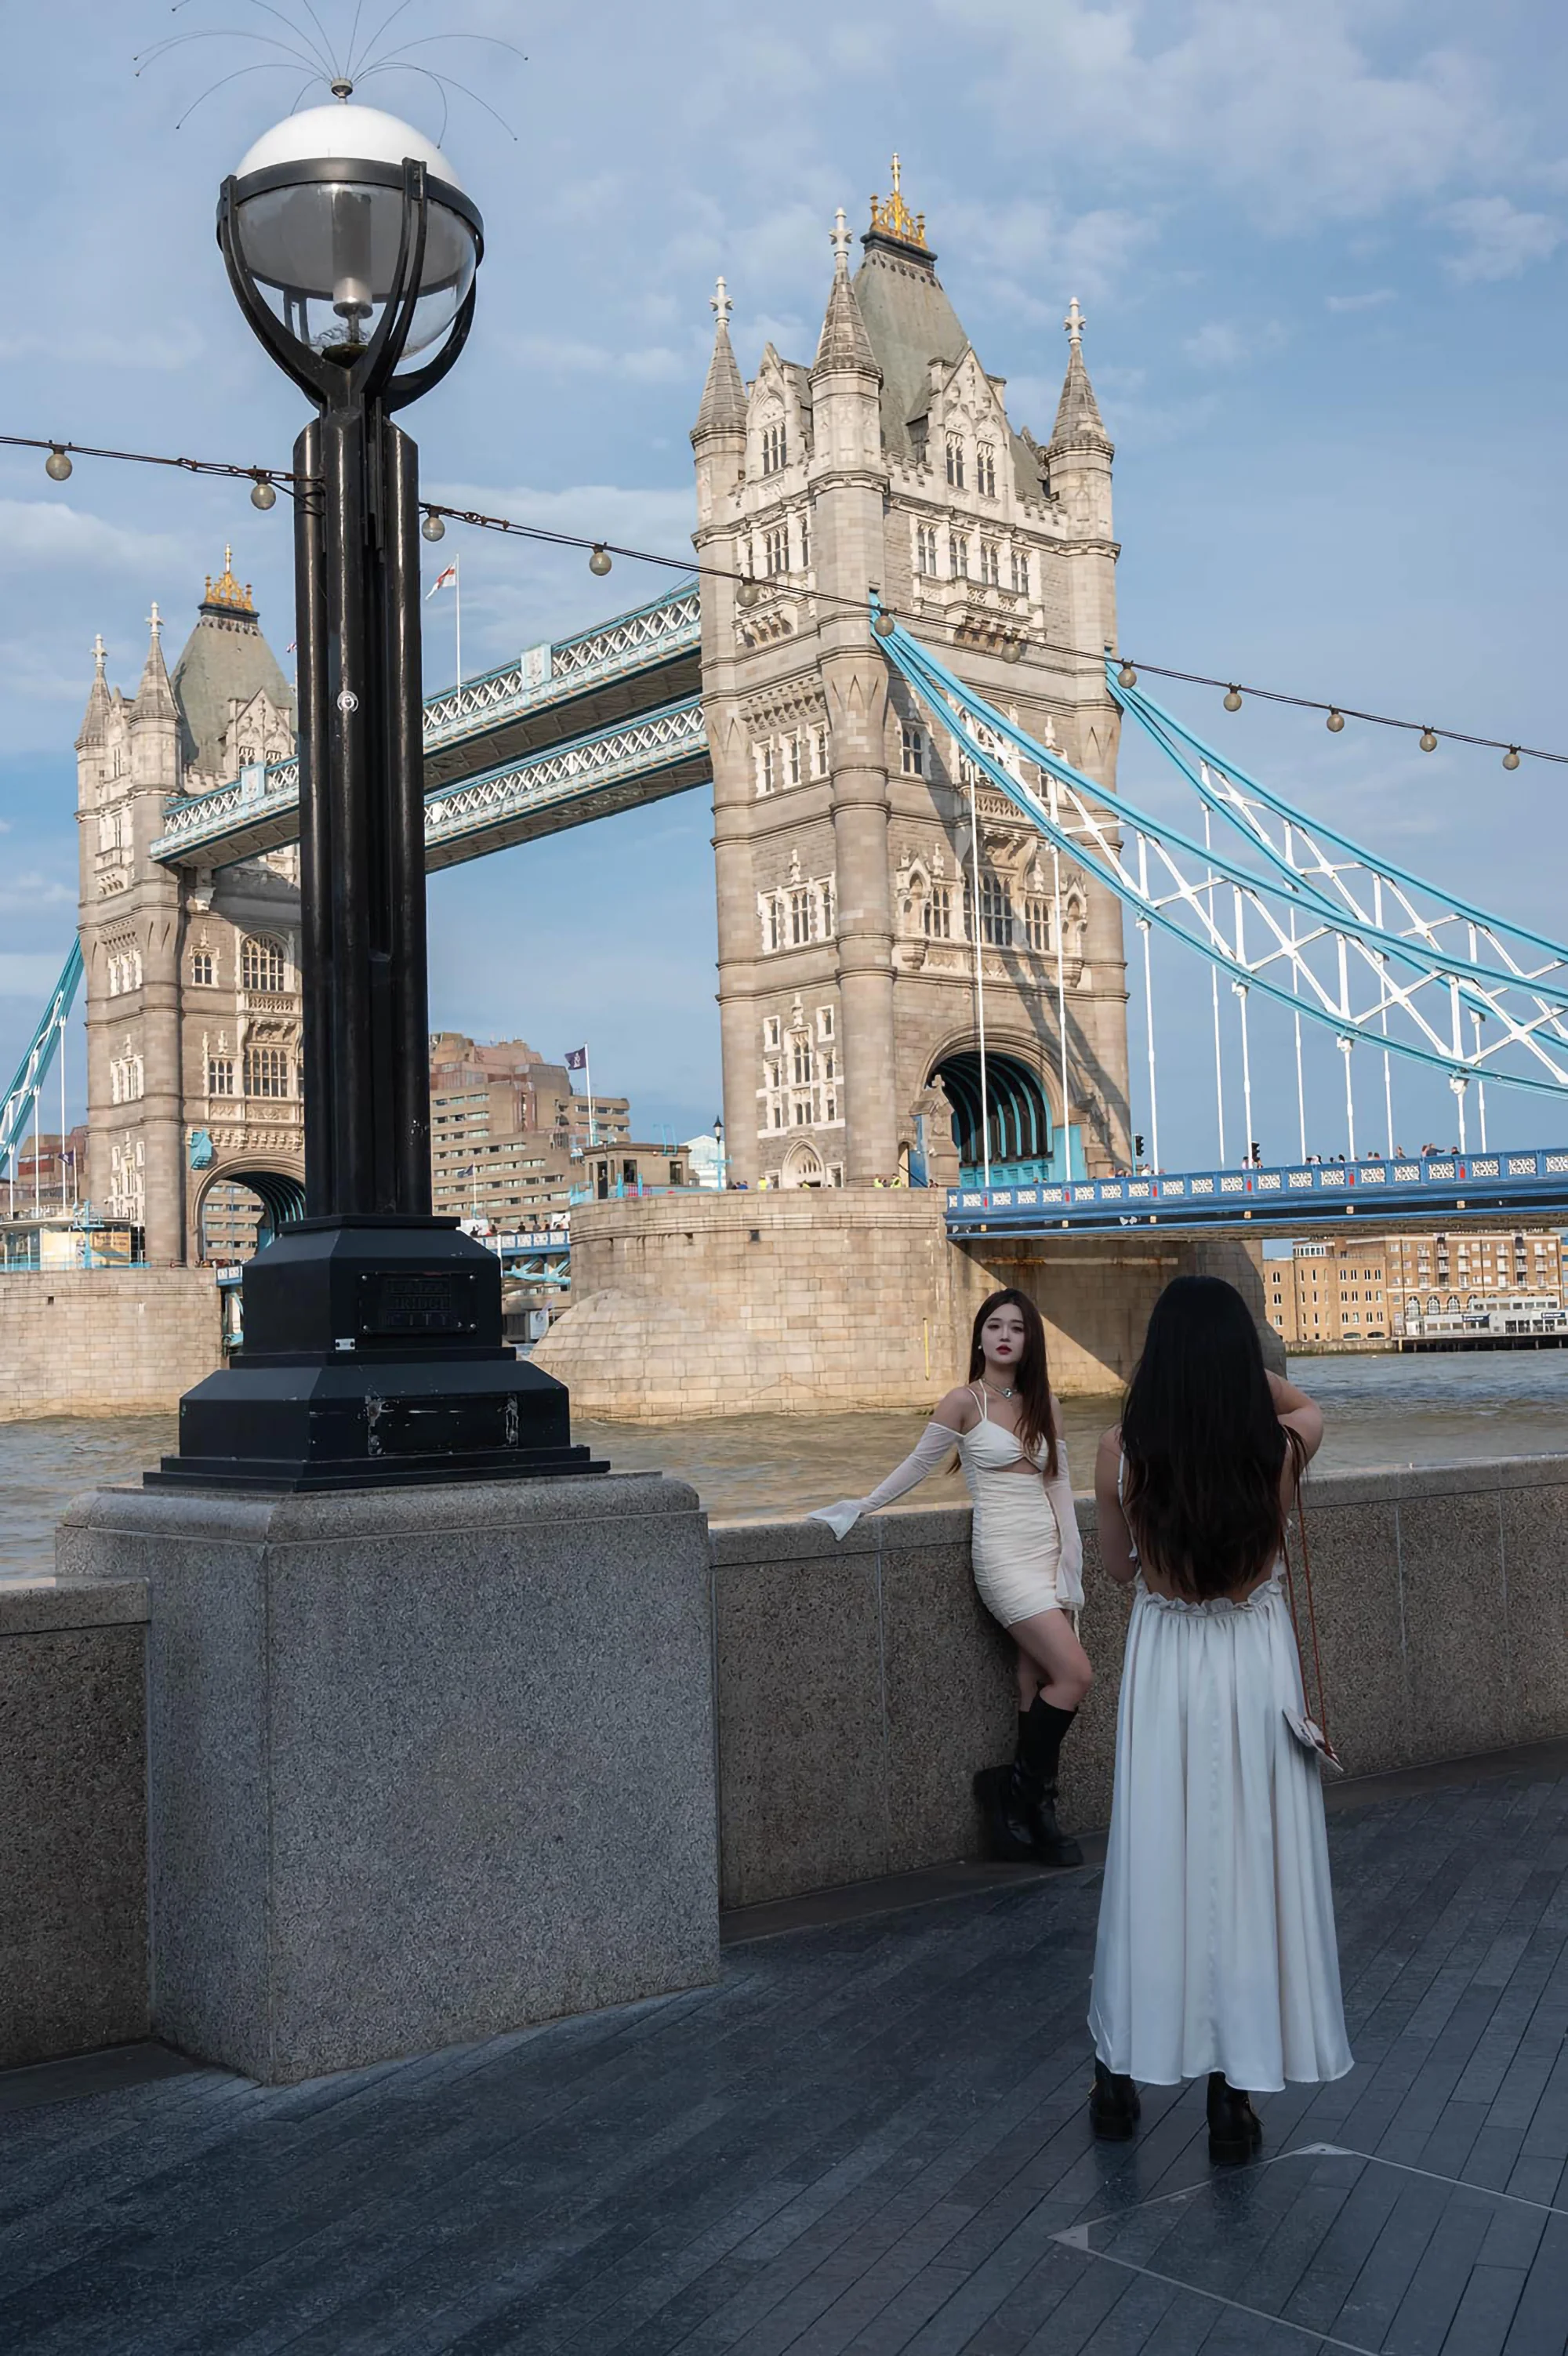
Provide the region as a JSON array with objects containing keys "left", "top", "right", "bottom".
[{"left": 973, "top": 1697, "right": 1083, "bottom": 1867}]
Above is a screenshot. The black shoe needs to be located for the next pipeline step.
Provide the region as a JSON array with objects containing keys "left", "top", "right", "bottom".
[
  {"left": 1207, "top": 2072, "right": 1263, "bottom": 2164},
  {"left": 1090, "top": 2059, "right": 1141, "bottom": 2141},
  {"left": 972, "top": 1764, "right": 1039, "bottom": 1860},
  {"left": 1028, "top": 1784, "right": 1083, "bottom": 1868}
]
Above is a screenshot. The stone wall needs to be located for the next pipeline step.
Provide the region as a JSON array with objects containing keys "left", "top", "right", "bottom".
[
  {"left": 0, "top": 1269, "right": 221, "bottom": 1421},
  {"left": 0, "top": 1580, "right": 149, "bottom": 2067},
  {"left": 536, "top": 1190, "right": 1273, "bottom": 1418},
  {"left": 713, "top": 1452, "right": 1568, "bottom": 1909}
]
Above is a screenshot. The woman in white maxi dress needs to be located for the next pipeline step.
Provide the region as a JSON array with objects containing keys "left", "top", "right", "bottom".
[{"left": 1087, "top": 1275, "right": 1353, "bottom": 2164}]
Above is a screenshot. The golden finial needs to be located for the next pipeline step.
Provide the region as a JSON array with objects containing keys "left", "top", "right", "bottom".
[
  {"left": 869, "top": 151, "right": 928, "bottom": 250},
  {"left": 203, "top": 545, "right": 255, "bottom": 614}
]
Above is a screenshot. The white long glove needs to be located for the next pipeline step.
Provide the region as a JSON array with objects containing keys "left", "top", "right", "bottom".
[
  {"left": 809, "top": 1420, "right": 960, "bottom": 1538},
  {"left": 1044, "top": 1447, "right": 1085, "bottom": 1608}
]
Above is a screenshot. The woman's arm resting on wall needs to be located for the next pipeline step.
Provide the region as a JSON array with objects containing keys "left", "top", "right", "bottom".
[
  {"left": 1094, "top": 1426, "right": 1140, "bottom": 1587},
  {"left": 809, "top": 1392, "right": 971, "bottom": 1539}
]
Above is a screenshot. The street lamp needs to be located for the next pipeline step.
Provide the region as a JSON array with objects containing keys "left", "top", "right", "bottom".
[
  {"left": 154, "top": 101, "right": 596, "bottom": 1491},
  {"left": 713, "top": 1116, "right": 726, "bottom": 1192}
]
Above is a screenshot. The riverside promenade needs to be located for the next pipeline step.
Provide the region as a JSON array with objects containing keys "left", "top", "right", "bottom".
[{"left": 3, "top": 1745, "right": 1567, "bottom": 2354}]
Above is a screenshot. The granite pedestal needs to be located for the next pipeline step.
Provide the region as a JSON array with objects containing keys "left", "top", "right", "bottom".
[{"left": 56, "top": 1473, "right": 717, "bottom": 2085}]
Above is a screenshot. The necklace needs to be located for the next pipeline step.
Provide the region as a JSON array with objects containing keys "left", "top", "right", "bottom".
[{"left": 983, "top": 1378, "right": 1015, "bottom": 1400}]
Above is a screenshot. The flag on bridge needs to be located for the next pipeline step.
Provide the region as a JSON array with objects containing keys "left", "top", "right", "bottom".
[
  {"left": 426, "top": 563, "right": 459, "bottom": 597},
  {"left": 564, "top": 1047, "right": 588, "bottom": 1072}
]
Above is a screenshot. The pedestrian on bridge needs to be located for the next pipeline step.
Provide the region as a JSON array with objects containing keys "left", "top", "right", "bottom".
[
  {"left": 1087, "top": 1276, "right": 1352, "bottom": 2163},
  {"left": 811, "top": 1288, "right": 1089, "bottom": 1867}
]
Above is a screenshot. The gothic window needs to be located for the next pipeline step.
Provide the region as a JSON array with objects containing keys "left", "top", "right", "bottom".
[
  {"left": 946, "top": 437, "right": 964, "bottom": 488},
  {"left": 816, "top": 1004, "right": 835, "bottom": 1040},
  {"left": 1010, "top": 548, "right": 1031, "bottom": 595},
  {"left": 814, "top": 725, "right": 829, "bottom": 775},
  {"left": 901, "top": 724, "right": 926, "bottom": 778},
  {"left": 924, "top": 884, "right": 953, "bottom": 940},
  {"left": 110, "top": 1047, "right": 144, "bottom": 1105},
  {"left": 760, "top": 744, "right": 778, "bottom": 796},
  {"left": 788, "top": 735, "right": 802, "bottom": 787},
  {"left": 949, "top": 532, "right": 968, "bottom": 579},
  {"left": 977, "top": 445, "right": 997, "bottom": 498},
  {"left": 244, "top": 1044, "right": 291, "bottom": 1098},
  {"left": 825, "top": 1092, "right": 837, "bottom": 1122},
  {"left": 799, "top": 514, "right": 810, "bottom": 570},
  {"left": 979, "top": 873, "right": 1013, "bottom": 946},
  {"left": 107, "top": 943, "right": 140, "bottom": 996},
  {"left": 241, "top": 935, "right": 286, "bottom": 993},
  {"left": 764, "top": 526, "right": 789, "bottom": 576},
  {"left": 790, "top": 888, "right": 812, "bottom": 946},
  {"left": 1025, "top": 896, "right": 1051, "bottom": 953},
  {"left": 819, "top": 879, "right": 834, "bottom": 936},
  {"left": 190, "top": 949, "right": 215, "bottom": 987},
  {"left": 914, "top": 524, "right": 938, "bottom": 577},
  {"left": 766, "top": 898, "right": 784, "bottom": 952},
  {"left": 207, "top": 1055, "right": 234, "bottom": 1097},
  {"left": 792, "top": 1100, "right": 811, "bottom": 1124},
  {"left": 793, "top": 1035, "right": 814, "bottom": 1085},
  {"left": 762, "top": 421, "right": 786, "bottom": 474},
  {"left": 981, "top": 543, "right": 1001, "bottom": 586},
  {"left": 764, "top": 1015, "right": 782, "bottom": 1051}
]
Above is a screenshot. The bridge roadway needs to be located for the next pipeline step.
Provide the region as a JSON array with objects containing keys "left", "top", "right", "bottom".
[
  {"left": 947, "top": 1145, "right": 1568, "bottom": 1236},
  {"left": 149, "top": 583, "right": 707, "bottom": 873}
]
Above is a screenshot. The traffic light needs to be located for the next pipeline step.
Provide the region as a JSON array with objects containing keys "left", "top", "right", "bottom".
[
  {"left": 1134, "top": 1134, "right": 1145, "bottom": 1160},
  {"left": 1250, "top": 1142, "right": 1261, "bottom": 1165}
]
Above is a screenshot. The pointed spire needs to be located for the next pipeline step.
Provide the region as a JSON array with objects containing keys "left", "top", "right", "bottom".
[
  {"left": 692, "top": 275, "right": 747, "bottom": 442},
  {"left": 75, "top": 633, "right": 111, "bottom": 749},
  {"left": 812, "top": 210, "right": 880, "bottom": 380},
  {"left": 133, "top": 601, "right": 177, "bottom": 724},
  {"left": 1049, "top": 296, "right": 1112, "bottom": 454}
]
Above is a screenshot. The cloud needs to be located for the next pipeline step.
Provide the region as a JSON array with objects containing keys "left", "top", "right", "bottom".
[
  {"left": 0, "top": 953, "right": 69, "bottom": 996},
  {"left": 944, "top": 0, "right": 1508, "bottom": 229},
  {"left": 1442, "top": 194, "right": 1564, "bottom": 281},
  {"left": 938, "top": 197, "right": 1156, "bottom": 312},
  {"left": 505, "top": 333, "right": 689, "bottom": 385},
  {"left": 0, "top": 500, "right": 192, "bottom": 579},
  {"left": 0, "top": 323, "right": 205, "bottom": 372},
  {"left": 0, "top": 871, "right": 74, "bottom": 919},
  {"left": 1182, "top": 319, "right": 1289, "bottom": 369},
  {"left": 1325, "top": 289, "right": 1398, "bottom": 312}
]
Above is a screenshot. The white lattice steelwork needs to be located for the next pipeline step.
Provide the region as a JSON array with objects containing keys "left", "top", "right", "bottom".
[
  {"left": 151, "top": 583, "right": 702, "bottom": 867},
  {"left": 423, "top": 699, "right": 707, "bottom": 859},
  {"left": 881, "top": 619, "right": 1568, "bottom": 1105}
]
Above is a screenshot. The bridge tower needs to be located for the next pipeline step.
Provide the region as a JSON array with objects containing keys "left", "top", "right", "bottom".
[
  {"left": 692, "top": 163, "right": 1131, "bottom": 1189},
  {"left": 74, "top": 557, "right": 303, "bottom": 1262}
]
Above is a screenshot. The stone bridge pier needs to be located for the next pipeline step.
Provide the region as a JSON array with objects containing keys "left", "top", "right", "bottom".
[{"left": 532, "top": 1191, "right": 1275, "bottom": 1421}]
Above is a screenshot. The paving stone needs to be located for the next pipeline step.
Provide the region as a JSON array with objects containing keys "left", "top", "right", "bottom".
[{"left": 2, "top": 1765, "right": 1568, "bottom": 2353}]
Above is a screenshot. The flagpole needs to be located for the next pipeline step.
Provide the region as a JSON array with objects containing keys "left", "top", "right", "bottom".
[
  {"left": 584, "top": 1046, "right": 595, "bottom": 1148},
  {"left": 454, "top": 554, "right": 462, "bottom": 694}
]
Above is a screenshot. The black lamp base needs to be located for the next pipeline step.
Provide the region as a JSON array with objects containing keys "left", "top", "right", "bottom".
[{"left": 147, "top": 1216, "right": 604, "bottom": 1494}]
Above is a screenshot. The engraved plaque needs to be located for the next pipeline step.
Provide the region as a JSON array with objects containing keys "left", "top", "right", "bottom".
[{"left": 356, "top": 1270, "right": 480, "bottom": 1339}]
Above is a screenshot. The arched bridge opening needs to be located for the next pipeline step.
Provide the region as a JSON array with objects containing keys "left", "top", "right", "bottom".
[
  {"left": 198, "top": 1168, "right": 307, "bottom": 1264},
  {"left": 930, "top": 1050, "right": 1083, "bottom": 1186}
]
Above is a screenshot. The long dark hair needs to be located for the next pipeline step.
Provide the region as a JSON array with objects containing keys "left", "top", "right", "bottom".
[
  {"left": 1120, "top": 1276, "right": 1301, "bottom": 1600},
  {"left": 966, "top": 1288, "right": 1058, "bottom": 1476}
]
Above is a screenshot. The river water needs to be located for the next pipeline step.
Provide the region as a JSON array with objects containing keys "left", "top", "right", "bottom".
[{"left": 3, "top": 1350, "right": 1566, "bottom": 1581}]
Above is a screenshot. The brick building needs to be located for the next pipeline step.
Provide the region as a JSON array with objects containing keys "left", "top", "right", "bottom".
[{"left": 1265, "top": 1230, "right": 1568, "bottom": 1346}]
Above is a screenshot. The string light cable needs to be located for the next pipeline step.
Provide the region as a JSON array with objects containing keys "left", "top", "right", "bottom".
[{"left": 4, "top": 424, "right": 1548, "bottom": 771}]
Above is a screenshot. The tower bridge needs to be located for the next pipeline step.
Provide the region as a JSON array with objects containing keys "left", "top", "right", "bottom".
[{"left": 17, "top": 158, "right": 1567, "bottom": 1411}]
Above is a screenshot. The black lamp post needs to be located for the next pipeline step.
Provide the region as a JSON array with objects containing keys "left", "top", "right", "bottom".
[{"left": 153, "top": 101, "right": 597, "bottom": 1491}]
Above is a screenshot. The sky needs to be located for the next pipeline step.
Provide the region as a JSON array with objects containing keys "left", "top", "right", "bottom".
[{"left": 4, "top": 0, "right": 1568, "bottom": 1164}]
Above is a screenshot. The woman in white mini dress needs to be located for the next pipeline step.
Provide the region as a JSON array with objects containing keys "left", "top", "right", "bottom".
[
  {"left": 1088, "top": 1275, "right": 1353, "bottom": 2163},
  {"left": 815, "top": 1287, "right": 1090, "bottom": 1866}
]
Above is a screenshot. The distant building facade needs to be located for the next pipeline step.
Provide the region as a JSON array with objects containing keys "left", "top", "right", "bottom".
[
  {"left": 427, "top": 1032, "right": 636, "bottom": 1225},
  {"left": 692, "top": 162, "right": 1131, "bottom": 1190},
  {"left": 1266, "top": 1229, "right": 1568, "bottom": 1346}
]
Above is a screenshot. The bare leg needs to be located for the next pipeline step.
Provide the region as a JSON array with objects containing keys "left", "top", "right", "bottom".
[{"left": 1010, "top": 1606, "right": 1092, "bottom": 1710}]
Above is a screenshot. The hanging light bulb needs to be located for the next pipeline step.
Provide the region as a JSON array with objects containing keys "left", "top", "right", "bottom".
[
  {"left": 44, "top": 445, "right": 72, "bottom": 482},
  {"left": 589, "top": 545, "right": 613, "bottom": 576},
  {"left": 1326, "top": 708, "right": 1345, "bottom": 733},
  {"left": 421, "top": 511, "right": 445, "bottom": 543},
  {"left": 250, "top": 474, "right": 277, "bottom": 511},
  {"left": 735, "top": 577, "right": 763, "bottom": 608},
  {"left": 1419, "top": 727, "right": 1437, "bottom": 753},
  {"left": 1117, "top": 660, "right": 1137, "bottom": 688},
  {"left": 1503, "top": 745, "right": 1521, "bottom": 771},
  {"left": 1003, "top": 637, "right": 1022, "bottom": 663},
  {"left": 873, "top": 610, "right": 897, "bottom": 638},
  {"left": 1223, "top": 684, "right": 1243, "bottom": 712}
]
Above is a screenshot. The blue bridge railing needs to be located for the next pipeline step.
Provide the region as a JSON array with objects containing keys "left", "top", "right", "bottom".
[{"left": 947, "top": 1148, "right": 1568, "bottom": 1234}]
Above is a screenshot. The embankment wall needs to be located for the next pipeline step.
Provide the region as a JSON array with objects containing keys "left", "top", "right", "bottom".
[
  {"left": 17, "top": 1450, "right": 1568, "bottom": 2064},
  {"left": 0, "top": 1270, "right": 221, "bottom": 1421}
]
